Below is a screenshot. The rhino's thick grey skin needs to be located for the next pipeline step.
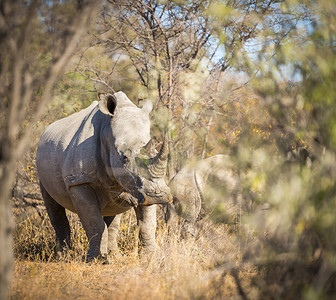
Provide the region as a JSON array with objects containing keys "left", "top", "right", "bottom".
[
  {"left": 103, "top": 214, "right": 121, "bottom": 255},
  {"left": 36, "top": 91, "right": 171, "bottom": 260},
  {"left": 135, "top": 204, "right": 157, "bottom": 253},
  {"left": 168, "top": 155, "right": 243, "bottom": 237},
  {"left": 101, "top": 205, "right": 158, "bottom": 256}
]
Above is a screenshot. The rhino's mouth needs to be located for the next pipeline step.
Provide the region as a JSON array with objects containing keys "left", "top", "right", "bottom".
[
  {"left": 138, "top": 192, "right": 145, "bottom": 205},
  {"left": 138, "top": 188, "right": 173, "bottom": 206}
]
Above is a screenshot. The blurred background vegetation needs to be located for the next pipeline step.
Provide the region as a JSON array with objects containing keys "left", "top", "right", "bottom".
[{"left": 3, "top": 0, "right": 336, "bottom": 298}]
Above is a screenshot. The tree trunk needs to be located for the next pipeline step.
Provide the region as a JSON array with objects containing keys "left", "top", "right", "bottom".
[
  {"left": 0, "top": 1, "right": 99, "bottom": 296},
  {"left": 0, "top": 160, "right": 16, "bottom": 300}
]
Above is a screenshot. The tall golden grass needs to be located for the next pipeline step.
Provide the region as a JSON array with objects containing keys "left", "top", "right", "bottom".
[{"left": 11, "top": 204, "right": 254, "bottom": 299}]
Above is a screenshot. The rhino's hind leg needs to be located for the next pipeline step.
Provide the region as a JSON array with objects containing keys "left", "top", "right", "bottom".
[
  {"left": 104, "top": 215, "right": 121, "bottom": 255},
  {"left": 40, "top": 182, "right": 71, "bottom": 253},
  {"left": 69, "top": 184, "right": 106, "bottom": 261}
]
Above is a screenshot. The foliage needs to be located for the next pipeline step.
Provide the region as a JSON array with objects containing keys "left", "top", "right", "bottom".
[
  {"left": 73, "top": 0, "right": 313, "bottom": 180},
  {"left": 203, "top": 0, "right": 336, "bottom": 298}
]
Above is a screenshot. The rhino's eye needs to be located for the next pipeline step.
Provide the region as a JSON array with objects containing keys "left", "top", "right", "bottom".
[
  {"left": 123, "top": 155, "right": 129, "bottom": 165},
  {"left": 122, "top": 149, "right": 132, "bottom": 165}
]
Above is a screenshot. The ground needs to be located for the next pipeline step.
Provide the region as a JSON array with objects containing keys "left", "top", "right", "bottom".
[
  {"left": 10, "top": 190, "right": 257, "bottom": 299},
  {"left": 11, "top": 258, "right": 254, "bottom": 300}
]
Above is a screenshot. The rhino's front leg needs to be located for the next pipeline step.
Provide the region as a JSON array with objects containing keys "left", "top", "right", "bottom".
[
  {"left": 40, "top": 182, "right": 71, "bottom": 253},
  {"left": 135, "top": 205, "right": 157, "bottom": 254},
  {"left": 69, "top": 184, "right": 105, "bottom": 261}
]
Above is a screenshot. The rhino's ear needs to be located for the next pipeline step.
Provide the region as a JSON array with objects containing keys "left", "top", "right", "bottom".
[
  {"left": 139, "top": 99, "right": 153, "bottom": 114},
  {"left": 98, "top": 93, "right": 117, "bottom": 116}
]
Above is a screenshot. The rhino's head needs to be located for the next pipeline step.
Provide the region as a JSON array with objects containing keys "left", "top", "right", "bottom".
[{"left": 99, "top": 92, "right": 172, "bottom": 206}]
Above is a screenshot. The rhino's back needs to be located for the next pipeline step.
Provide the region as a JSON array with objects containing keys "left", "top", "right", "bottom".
[{"left": 38, "top": 101, "right": 99, "bottom": 152}]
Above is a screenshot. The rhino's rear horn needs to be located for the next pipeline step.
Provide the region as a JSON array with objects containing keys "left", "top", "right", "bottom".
[{"left": 148, "top": 133, "right": 169, "bottom": 178}]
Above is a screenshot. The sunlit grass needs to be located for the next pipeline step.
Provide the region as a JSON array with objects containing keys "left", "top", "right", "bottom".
[{"left": 11, "top": 205, "right": 250, "bottom": 299}]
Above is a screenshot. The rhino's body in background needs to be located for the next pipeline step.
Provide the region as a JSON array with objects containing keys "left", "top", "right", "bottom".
[
  {"left": 168, "top": 155, "right": 243, "bottom": 237},
  {"left": 37, "top": 92, "right": 171, "bottom": 260}
]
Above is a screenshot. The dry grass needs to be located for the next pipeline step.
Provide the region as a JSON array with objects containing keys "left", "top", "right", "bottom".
[
  {"left": 10, "top": 257, "right": 238, "bottom": 300},
  {"left": 10, "top": 202, "right": 257, "bottom": 300}
]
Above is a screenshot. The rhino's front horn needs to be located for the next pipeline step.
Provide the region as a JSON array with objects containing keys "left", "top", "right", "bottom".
[{"left": 148, "top": 133, "right": 169, "bottom": 178}]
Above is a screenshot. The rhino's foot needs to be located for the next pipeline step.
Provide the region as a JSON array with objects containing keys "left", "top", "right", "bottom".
[
  {"left": 138, "top": 243, "right": 158, "bottom": 258},
  {"left": 53, "top": 242, "right": 72, "bottom": 262},
  {"left": 181, "top": 221, "right": 197, "bottom": 240},
  {"left": 82, "top": 254, "right": 92, "bottom": 263},
  {"left": 108, "top": 249, "right": 123, "bottom": 259},
  {"left": 55, "top": 239, "right": 71, "bottom": 254},
  {"left": 83, "top": 253, "right": 112, "bottom": 264},
  {"left": 100, "top": 255, "right": 112, "bottom": 265}
]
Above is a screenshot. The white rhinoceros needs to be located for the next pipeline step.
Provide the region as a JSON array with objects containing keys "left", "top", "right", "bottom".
[
  {"left": 36, "top": 91, "right": 172, "bottom": 260},
  {"left": 168, "top": 155, "right": 243, "bottom": 237}
]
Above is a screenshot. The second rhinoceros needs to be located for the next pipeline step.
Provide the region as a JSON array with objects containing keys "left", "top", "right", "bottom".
[
  {"left": 168, "top": 155, "right": 243, "bottom": 237},
  {"left": 36, "top": 91, "right": 172, "bottom": 260}
]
